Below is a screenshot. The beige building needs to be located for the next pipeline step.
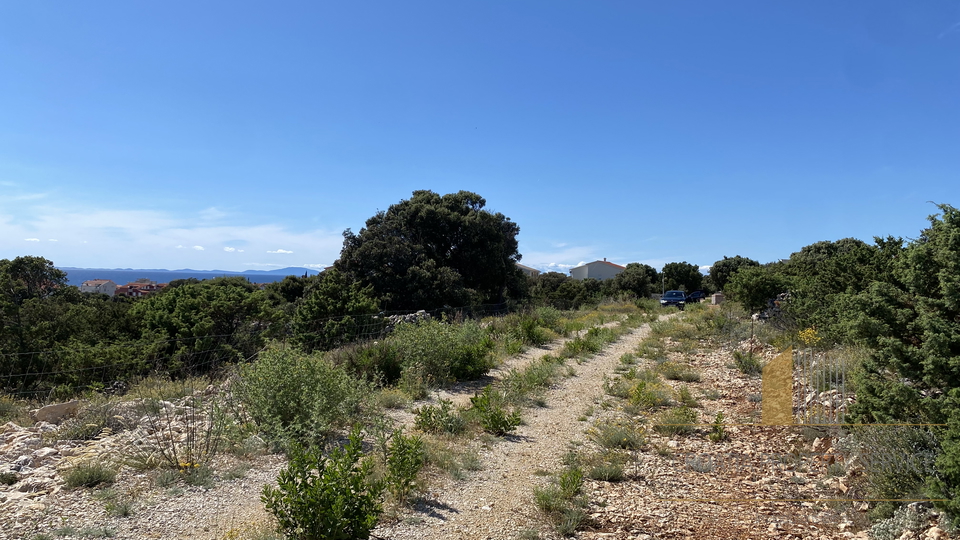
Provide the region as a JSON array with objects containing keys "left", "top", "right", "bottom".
[
  {"left": 516, "top": 263, "right": 541, "bottom": 278},
  {"left": 569, "top": 259, "right": 625, "bottom": 281},
  {"left": 79, "top": 279, "right": 117, "bottom": 296}
]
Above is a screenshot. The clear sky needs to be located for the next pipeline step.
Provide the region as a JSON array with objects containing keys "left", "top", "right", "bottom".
[{"left": 2, "top": 2, "right": 958, "bottom": 273}]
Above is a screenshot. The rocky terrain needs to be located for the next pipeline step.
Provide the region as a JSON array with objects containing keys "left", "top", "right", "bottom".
[{"left": 1, "top": 309, "right": 954, "bottom": 540}]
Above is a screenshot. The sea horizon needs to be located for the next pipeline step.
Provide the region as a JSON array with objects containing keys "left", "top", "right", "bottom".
[{"left": 58, "top": 266, "right": 320, "bottom": 287}]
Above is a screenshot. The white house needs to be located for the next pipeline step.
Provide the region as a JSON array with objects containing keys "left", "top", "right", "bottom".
[
  {"left": 79, "top": 279, "right": 117, "bottom": 296},
  {"left": 569, "top": 259, "right": 625, "bottom": 281}
]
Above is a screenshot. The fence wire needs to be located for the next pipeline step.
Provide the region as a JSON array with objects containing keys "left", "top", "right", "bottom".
[{"left": 794, "top": 348, "right": 850, "bottom": 425}]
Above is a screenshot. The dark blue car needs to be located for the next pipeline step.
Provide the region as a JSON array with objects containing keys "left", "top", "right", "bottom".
[
  {"left": 685, "top": 290, "right": 708, "bottom": 303},
  {"left": 660, "top": 290, "right": 686, "bottom": 310}
]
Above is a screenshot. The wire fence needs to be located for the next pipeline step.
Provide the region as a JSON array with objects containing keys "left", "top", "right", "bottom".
[
  {"left": 0, "top": 302, "right": 510, "bottom": 401},
  {"left": 794, "top": 348, "right": 850, "bottom": 425}
]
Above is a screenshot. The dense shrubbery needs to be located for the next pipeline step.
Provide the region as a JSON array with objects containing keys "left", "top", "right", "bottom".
[{"left": 236, "top": 346, "right": 370, "bottom": 448}]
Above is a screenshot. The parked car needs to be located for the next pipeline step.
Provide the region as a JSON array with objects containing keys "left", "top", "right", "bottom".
[
  {"left": 685, "top": 290, "right": 708, "bottom": 303},
  {"left": 660, "top": 290, "right": 686, "bottom": 310}
]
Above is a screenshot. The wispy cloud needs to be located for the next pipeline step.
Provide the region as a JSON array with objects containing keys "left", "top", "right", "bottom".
[
  {"left": 200, "top": 207, "right": 228, "bottom": 221},
  {"left": 0, "top": 198, "right": 344, "bottom": 270},
  {"left": 48, "top": 239, "right": 58, "bottom": 242},
  {"left": 223, "top": 247, "right": 236, "bottom": 252}
]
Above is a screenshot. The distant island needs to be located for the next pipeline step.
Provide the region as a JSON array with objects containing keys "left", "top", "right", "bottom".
[{"left": 58, "top": 266, "right": 322, "bottom": 287}]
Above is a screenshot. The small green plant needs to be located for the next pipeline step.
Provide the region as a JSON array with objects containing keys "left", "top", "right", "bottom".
[
  {"left": 533, "top": 463, "right": 588, "bottom": 537},
  {"left": 469, "top": 387, "right": 521, "bottom": 436},
  {"left": 653, "top": 406, "right": 698, "bottom": 436},
  {"left": 583, "top": 452, "right": 627, "bottom": 482},
  {"left": 732, "top": 350, "right": 763, "bottom": 376},
  {"left": 105, "top": 497, "right": 135, "bottom": 517},
  {"left": 385, "top": 429, "right": 425, "bottom": 504},
  {"left": 629, "top": 380, "right": 672, "bottom": 409},
  {"left": 0, "top": 471, "right": 17, "bottom": 485},
  {"left": 701, "top": 388, "right": 722, "bottom": 400},
  {"left": 413, "top": 399, "right": 466, "bottom": 435},
  {"left": 64, "top": 461, "right": 117, "bottom": 489},
  {"left": 707, "top": 412, "right": 727, "bottom": 443},
  {"left": 262, "top": 427, "right": 383, "bottom": 540},
  {"left": 676, "top": 385, "right": 700, "bottom": 408},
  {"left": 656, "top": 361, "right": 701, "bottom": 382},
  {"left": 590, "top": 420, "right": 645, "bottom": 450}
]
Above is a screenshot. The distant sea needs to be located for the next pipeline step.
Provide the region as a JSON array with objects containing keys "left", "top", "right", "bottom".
[{"left": 59, "top": 267, "right": 319, "bottom": 287}]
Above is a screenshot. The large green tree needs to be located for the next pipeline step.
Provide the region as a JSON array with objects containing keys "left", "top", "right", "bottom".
[
  {"left": 660, "top": 262, "right": 703, "bottom": 293},
  {"left": 709, "top": 255, "right": 760, "bottom": 292},
  {"left": 336, "top": 190, "right": 523, "bottom": 311},
  {"left": 292, "top": 269, "right": 380, "bottom": 352},
  {"left": 611, "top": 263, "right": 656, "bottom": 298},
  {"left": 845, "top": 205, "right": 960, "bottom": 515}
]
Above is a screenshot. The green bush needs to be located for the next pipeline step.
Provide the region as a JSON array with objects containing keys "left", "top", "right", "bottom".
[
  {"left": 848, "top": 425, "right": 942, "bottom": 520},
  {"left": 325, "top": 340, "right": 402, "bottom": 384},
  {"left": 413, "top": 399, "right": 466, "bottom": 435},
  {"left": 390, "top": 319, "right": 495, "bottom": 384},
  {"left": 262, "top": 428, "right": 383, "bottom": 540},
  {"left": 468, "top": 386, "right": 521, "bottom": 436},
  {"left": 385, "top": 429, "right": 425, "bottom": 503},
  {"left": 236, "top": 346, "right": 370, "bottom": 448}
]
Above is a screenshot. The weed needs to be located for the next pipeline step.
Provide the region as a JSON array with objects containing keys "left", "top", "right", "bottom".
[
  {"left": 619, "top": 353, "right": 637, "bottom": 365},
  {"left": 77, "top": 526, "right": 115, "bottom": 538},
  {"left": 153, "top": 469, "right": 179, "bottom": 488},
  {"left": 64, "top": 461, "right": 117, "bottom": 489},
  {"left": 707, "top": 412, "right": 727, "bottom": 443},
  {"left": 182, "top": 464, "right": 214, "bottom": 489},
  {"left": 374, "top": 388, "right": 411, "bottom": 409},
  {"left": 236, "top": 345, "right": 370, "bottom": 449},
  {"left": 223, "top": 463, "right": 252, "bottom": 481},
  {"left": 105, "top": 498, "right": 135, "bottom": 517},
  {"left": 653, "top": 407, "right": 698, "bottom": 436},
  {"left": 732, "top": 350, "right": 763, "bottom": 376},
  {"left": 590, "top": 420, "right": 645, "bottom": 450},
  {"left": 747, "top": 393, "right": 762, "bottom": 403},
  {"left": 413, "top": 399, "right": 466, "bottom": 435},
  {"left": 629, "top": 380, "right": 673, "bottom": 409},
  {"left": 701, "top": 388, "right": 722, "bottom": 400},
  {"left": 656, "top": 361, "right": 701, "bottom": 383},
  {"left": 675, "top": 385, "right": 699, "bottom": 408}
]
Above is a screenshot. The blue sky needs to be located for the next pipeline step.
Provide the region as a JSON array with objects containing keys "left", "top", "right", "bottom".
[{"left": 2, "top": 1, "right": 958, "bottom": 273}]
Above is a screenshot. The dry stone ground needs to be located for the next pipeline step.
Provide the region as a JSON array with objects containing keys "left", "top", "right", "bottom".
[{"left": 3, "top": 309, "right": 944, "bottom": 539}]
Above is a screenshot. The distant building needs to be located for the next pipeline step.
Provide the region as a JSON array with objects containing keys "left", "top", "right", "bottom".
[
  {"left": 516, "top": 263, "right": 541, "bottom": 278},
  {"left": 79, "top": 279, "right": 117, "bottom": 296},
  {"left": 115, "top": 279, "right": 168, "bottom": 298},
  {"left": 569, "top": 259, "right": 625, "bottom": 281}
]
